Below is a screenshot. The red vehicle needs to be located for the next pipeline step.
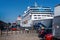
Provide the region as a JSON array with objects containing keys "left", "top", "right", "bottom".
[
  {"left": 11, "top": 23, "right": 17, "bottom": 31},
  {"left": 45, "top": 34, "right": 53, "bottom": 40},
  {"left": 11, "top": 28, "right": 17, "bottom": 31}
]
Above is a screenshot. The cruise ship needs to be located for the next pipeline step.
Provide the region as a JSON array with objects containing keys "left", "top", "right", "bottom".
[{"left": 20, "top": 3, "right": 53, "bottom": 30}]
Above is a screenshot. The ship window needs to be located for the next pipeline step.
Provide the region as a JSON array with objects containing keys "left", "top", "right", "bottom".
[
  {"left": 47, "top": 15, "right": 50, "bottom": 17},
  {"left": 34, "top": 15, "right": 37, "bottom": 16},
  {"left": 34, "top": 17, "right": 37, "bottom": 19},
  {"left": 42, "top": 15, "right": 46, "bottom": 16},
  {"left": 38, "top": 15, "right": 41, "bottom": 16}
]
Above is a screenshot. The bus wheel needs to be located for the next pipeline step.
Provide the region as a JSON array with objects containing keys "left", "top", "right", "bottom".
[{"left": 53, "top": 37, "right": 58, "bottom": 40}]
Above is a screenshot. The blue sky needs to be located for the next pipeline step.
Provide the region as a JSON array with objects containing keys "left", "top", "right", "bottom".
[{"left": 0, "top": 0, "right": 60, "bottom": 23}]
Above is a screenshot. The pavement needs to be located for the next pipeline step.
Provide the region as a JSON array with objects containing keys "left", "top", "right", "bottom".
[{"left": 0, "top": 30, "right": 40, "bottom": 40}]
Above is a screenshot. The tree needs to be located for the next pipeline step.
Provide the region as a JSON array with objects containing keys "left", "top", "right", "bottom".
[{"left": 0, "top": 21, "right": 5, "bottom": 35}]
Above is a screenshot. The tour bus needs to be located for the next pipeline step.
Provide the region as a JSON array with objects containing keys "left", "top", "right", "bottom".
[{"left": 53, "top": 16, "right": 60, "bottom": 40}]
